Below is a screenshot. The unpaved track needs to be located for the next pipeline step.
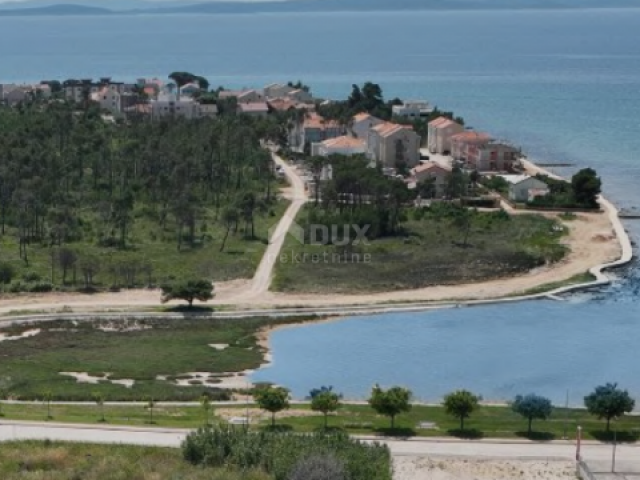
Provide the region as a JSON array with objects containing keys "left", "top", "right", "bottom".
[{"left": 0, "top": 155, "right": 627, "bottom": 314}]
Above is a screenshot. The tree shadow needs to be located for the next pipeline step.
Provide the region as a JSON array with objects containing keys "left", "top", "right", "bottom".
[
  {"left": 373, "top": 427, "right": 417, "bottom": 438},
  {"left": 447, "top": 428, "right": 484, "bottom": 439},
  {"left": 590, "top": 430, "right": 640, "bottom": 443},
  {"left": 165, "top": 305, "right": 215, "bottom": 316},
  {"left": 515, "top": 431, "right": 556, "bottom": 442},
  {"left": 313, "top": 426, "right": 346, "bottom": 434},
  {"left": 261, "top": 424, "right": 294, "bottom": 433}
]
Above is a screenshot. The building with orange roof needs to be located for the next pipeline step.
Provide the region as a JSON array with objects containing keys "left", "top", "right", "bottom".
[
  {"left": 450, "top": 131, "right": 492, "bottom": 161},
  {"left": 289, "top": 112, "right": 346, "bottom": 150},
  {"left": 410, "top": 161, "right": 452, "bottom": 198},
  {"left": 351, "top": 112, "right": 385, "bottom": 139},
  {"left": 427, "top": 116, "right": 464, "bottom": 154},
  {"left": 367, "top": 122, "right": 421, "bottom": 169},
  {"left": 311, "top": 135, "right": 366, "bottom": 157},
  {"left": 90, "top": 86, "right": 121, "bottom": 114}
]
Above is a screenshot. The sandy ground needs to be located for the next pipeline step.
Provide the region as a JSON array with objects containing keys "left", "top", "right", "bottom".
[
  {"left": 0, "top": 155, "right": 625, "bottom": 314},
  {"left": 393, "top": 457, "right": 576, "bottom": 480}
]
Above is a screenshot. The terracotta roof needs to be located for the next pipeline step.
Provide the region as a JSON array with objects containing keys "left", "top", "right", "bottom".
[
  {"left": 353, "top": 112, "right": 383, "bottom": 124},
  {"left": 143, "top": 86, "right": 156, "bottom": 96},
  {"left": 412, "top": 161, "right": 451, "bottom": 175},
  {"left": 372, "top": 122, "right": 414, "bottom": 138},
  {"left": 239, "top": 102, "right": 269, "bottom": 113},
  {"left": 429, "top": 116, "right": 458, "bottom": 129},
  {"left": 451, "top": 131, "right": 492, "bottom": 143},
  {"left": 321, "top": 135, "right": 365, "bottom": 149},
  {"left": 303, "top": 112, "right": 341, "bottom": 129}
]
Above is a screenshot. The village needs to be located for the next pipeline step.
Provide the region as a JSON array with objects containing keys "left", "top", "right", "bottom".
[{"left": 0, "top": 77, "right": 555, "bottom": 207}]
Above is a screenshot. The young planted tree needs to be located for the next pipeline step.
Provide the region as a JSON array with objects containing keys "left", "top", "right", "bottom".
[
  {"left": 200, "top": 394, "right": 212, "bottom": 426},
  {"left": 443, "top": 390, "right": 479, "bottom": 431},
  {"left": 160, "top": 279, "right": 214, "bottom": 308},
  {"left": 145, "top": 396, "right": 156, "bottom": 424},
  {"left": 254, "top": 386, "right": 290, "bottom": 427},
  {"left": 511, "top": 394, "right": 552, "bottom": 435},
  {"left": 93, "top": 391, "right": 106, "bottom": 423},
  {"left": 0, "top": 388, "right": 6, "bottom": 417},
  {"left": 43, "top": 390, "right": 53, "bottom": 420},
  {"left": 310, "top": 387, "right": 342, "bottom": 429},
  {"left": 584, "top": 383, "right": 635, "bottom": 432},
  {"left": 368, "top": 384, "right": 412, "bottom": 430}
]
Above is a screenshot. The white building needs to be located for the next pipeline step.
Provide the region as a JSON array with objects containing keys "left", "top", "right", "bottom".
[
  {"left": 427, "top": 116, "right": 464, "bottom": 154},
  {"left": 263, "top": 83, "right": 296, "bottom": 99},
  {"left": 500, "top": 175, "right": 550, "bottom": 203},
  {"left": 392, "top": 100, "right": 434, "bottom": 119},
  {"left": 351, "top": 112, "right": 385, "bottom": 140},
  {"left": 311, "top": 135, "right": 366, "bottom": 157},
  {"left": 151, "top": 94, "right": 204, "bottom": 120},
  {"left": 91, "top": 87, "right": 121, "bottom": 114}
]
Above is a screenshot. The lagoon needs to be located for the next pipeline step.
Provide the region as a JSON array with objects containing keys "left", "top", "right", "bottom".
[{"left": 2, "top": 8, "right": 639, "bottom": 403}]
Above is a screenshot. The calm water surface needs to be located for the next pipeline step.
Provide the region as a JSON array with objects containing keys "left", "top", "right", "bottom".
[{"left": 1, "top": 9, "right": 639, "bottom": 402}]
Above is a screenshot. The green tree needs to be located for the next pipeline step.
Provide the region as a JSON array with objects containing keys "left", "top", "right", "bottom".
[
  {"left": 310, "top": 387, "right": 341, "bottom": 429},
  {"left": 93, "top": 391, "right": 106, "bottom": 423},
  {"left": 368, "top": 385, "right": 412, "bottom": 429},
  {"left": 200, "top": 394, "right": 212, "bottom": 426},
  {"left": 161, "top": 279, "right": 214, "bottom": 307},
  {"left": 145, "top": 396, "right": 156, "bottom": 424},
  {"left": 43, "top": 390, "right": 53, "bottom": 420},
  {"left": 254, "top": 386, "right": 290, "bottom": 427},
  {"left": 571, "top": 168, "right": 601, "bottom": 208},
  {"left": 511, "top": 394, "right": 552, "bottom": 435},
  {"left": 443, "top": 390, "right": 479, "bottom": 431},
  {"left": 584, "top": 383, "right": 635, "bottom": 432},
  {"left": 0, "top": 262, "right": 14, "bottom": 284}
]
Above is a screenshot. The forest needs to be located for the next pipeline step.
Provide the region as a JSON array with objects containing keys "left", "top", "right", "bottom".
[{"left": 0, "top": 101, "right": 281, "bottom": 292}]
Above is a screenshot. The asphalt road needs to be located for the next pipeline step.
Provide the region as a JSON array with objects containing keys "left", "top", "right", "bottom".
[{"left": 2, "top": 420, "right": 639, "bottom": 465}]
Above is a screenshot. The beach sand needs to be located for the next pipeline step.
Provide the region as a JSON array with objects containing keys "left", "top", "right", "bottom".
[{"left": 393, "top": 457, "right": 575, "bottom": 480}]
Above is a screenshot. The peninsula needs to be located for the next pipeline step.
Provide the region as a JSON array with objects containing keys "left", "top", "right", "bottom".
[{"left": 0, "top": 75, "right": 628, "bottom": 315}]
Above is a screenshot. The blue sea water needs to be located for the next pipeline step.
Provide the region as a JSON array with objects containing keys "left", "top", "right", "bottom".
[{"left": 1, "top": 8, "right": 639, "bottom": 403}]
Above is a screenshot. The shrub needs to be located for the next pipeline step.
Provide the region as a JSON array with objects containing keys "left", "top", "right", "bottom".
[
  {"left": 182, "top": 426, "right": 391, "bottom": 480},
  {"left": 288, "top": 454, "right": 346, "bottom": 480},
  {"left": 0, "top": 262, "right": 15, "bottom": 284}
]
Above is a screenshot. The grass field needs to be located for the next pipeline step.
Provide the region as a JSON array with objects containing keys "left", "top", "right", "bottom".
[
  {"left": 273, "top": 208, "right": 568, "bottom": 294},
  {"left": 0, "top": 316, "right": 316, "bottom": 401},
  {"left": 0, "top": 201, "right": 286, "bottom": 292},
  {"left": 0, "top": 441, "right": 271, "bottom": 480},
  {"left": 0, "top": 403, "right": 637, "bottom": 442}
]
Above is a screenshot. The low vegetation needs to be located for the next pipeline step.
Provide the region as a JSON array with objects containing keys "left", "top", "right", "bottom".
[
  {"left": 275, "top": 199, "right": 568, "bottom": 294},
  {"left": 0, "top": 441, "right": 270, "bottom": 480},
  {"left": 182, "top": 426, "right": 392, "bottom": 480},
  {"left": 0, "top": 315, "right": 317, "bottom": 401}
]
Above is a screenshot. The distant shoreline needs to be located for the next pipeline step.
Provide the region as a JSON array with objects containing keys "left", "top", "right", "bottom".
[{"left": 2, "top": 2, "right": 640, "bottom": 18}]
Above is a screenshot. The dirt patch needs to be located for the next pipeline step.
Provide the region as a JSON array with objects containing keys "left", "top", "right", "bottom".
[
  {"left": 393, "top": 457, "right": 575, "bottom": 480},
  {"left": 216, "top": 407, "right": 322, "bottom": 423},
  {"left": 0, "top": 329, "right": 41, "bottom": 342}
]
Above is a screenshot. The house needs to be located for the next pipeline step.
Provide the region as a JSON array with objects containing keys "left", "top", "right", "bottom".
[
  {"left": 450, "top": 131, "right": 492, "bottom": 162},
  {"left": 289, "top": 112, "right": 345, "bottom": 151},
  {"left": 392, "top": 100, "right": 433, "bottom": 119},
  {"left": 218, "top": 89, "right": 265, "bottom": 104},
  {"left": 311, "top": 135, "right": 366, "bottom": 157},
  {"left": 411, "top": 161, "right": 452, "bottom": 198},
  {"left": 238, "top": 102, "right": 269, "bottom": 118},
  {"left": 465, "top": 142, "right": 521, "bottom": 172},
  {"left": 151, "top": 94, "right": 202, "bottom": 120},
  {"left": 179, "top": 82, "right": 201, "bottom": 97},
  {"left": 63, "top": 78, "right": 129, "bottom": 103},
  {"left": 91, "top": 87, "right": 121, "bottom": 114},
  {"left": 367, "top": 122, "right": 421, "bottom": 169},
  {"left": 351, "top": 112, "right": 385, "bottom": 140},
  {"left": 499, "top": 175, "right": 550, "bottom": 203},
  {"left": 427, "top": 117, "right": 464, "bottom": 154},
  {"left": 1, "top": 85, "right": 29, "bottom": 105},
  {"left": 263, "top": 83, "right": 296, "bottom": 99},
  {"left": 199, "top": 103, "right": 218, "bottom": 118},
  {"left": 267, "top": 98, "right": 314, "bottom": 112},
  {"left": 286, "top": 88, "right": 313, "bottom": 103}
]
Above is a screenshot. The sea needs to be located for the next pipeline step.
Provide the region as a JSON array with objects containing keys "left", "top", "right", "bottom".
[{"left": 1, "top": 8, "right": 639, "bottom": 404}]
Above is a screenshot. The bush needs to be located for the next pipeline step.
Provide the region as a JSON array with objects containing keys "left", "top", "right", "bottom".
[
  {"left": 0, "top": 262, "right": 15, "bottom": 284},
  {"left": 288, "top": 454, "right": 346, "bottom": 480},
  {"left": 182, "top": 425, "right": 391, "bottom": 480},
  {"left": 28, "top": 282, "right": 54, "bottom": 293},
  {"left": 22, "top": 271, "right": 42, "bottom": 282}
]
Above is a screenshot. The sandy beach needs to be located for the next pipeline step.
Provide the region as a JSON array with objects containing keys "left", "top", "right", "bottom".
[{"left": 393, "top": 457, "right": 576, "bottom": 480}]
